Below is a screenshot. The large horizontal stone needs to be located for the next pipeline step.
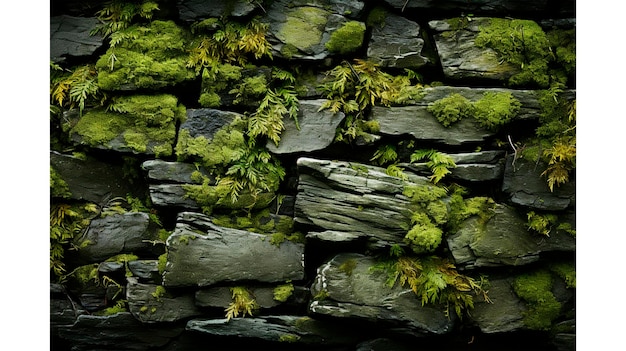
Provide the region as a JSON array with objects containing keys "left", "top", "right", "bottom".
[
  {"left": 162, "top": 212, "right": 305, "bottom": 287},
  {"left": 126, "top": 277, "right": 202, "bottom": 323},
  {"left": 50, "top": 15, "right": 104, "bottom": 63}
]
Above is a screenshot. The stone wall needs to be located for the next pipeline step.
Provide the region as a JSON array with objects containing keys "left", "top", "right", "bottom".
[{"left": 50, "top": 1, "right": 576, "bottom": 350}]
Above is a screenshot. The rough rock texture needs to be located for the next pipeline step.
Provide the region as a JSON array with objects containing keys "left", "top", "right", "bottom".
[
  {"left": 141, "top": 160, "right": 207, "bottom": 184},
  {"left": 447, "top": 203, "right": 576, "bottom": 269},
  {"left": 367, "top": 10, "right": 431, "bottom": 69},
  {"left": 73, "top": 212, "right": 163, "bottom": 263},
  {"left": 295, "top": 157, "right": 436, "bottom": 245},
  {"left": 56, "top": 313, "right": 184, "bottom": 351},
  {"left": 470, "top": 278, "right": 526, "bottom": 333},
  {"left": 177, "top": 0, "right": 257, "bottom": 22},
  {"left": 502, "top": 155, "right": 576, "bottom": 210},
  {"left": 50, "top": 15, "right": 104, "bottom": 63},
  {"left": 310, "top": 253, "right": 455, "bottom": 335},
  {"left": 163, "top": 212, "right": 305, "bottom": 287},
  {"left": 383, "top": 0, "right": 572, "bottom": 16},
  {"left": 147, "top": 184, "right": 200, "bottom": 209},
  {"left": 126, "top": 277, "right": 202, "bottom": 323},
  {"left": 50, "top": 151, "right": 142, "bottom": 203},
  {"left": 267, "top": 99, "right": 345, "bottom": 154}
]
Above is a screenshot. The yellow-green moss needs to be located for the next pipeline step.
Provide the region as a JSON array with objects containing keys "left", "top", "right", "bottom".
[
  {"left": 366, "top": 6, "right": 387, "bottom": 28},
  {"left": 96, "top": 21, "right": 194, "bottom": 90},
  {"left": 550, "top": 262, "right": 576, "bottom": 288},
  {"left": 276, "top": 7, "right": 329, "bottom": 52},
  {"left": 512, "top": 270, "right": 562, "bottom": 330},
  {"left": 475, "top": 18, "right": 552, "bottom": 88},
  {"left": 157, "top": 253, "right": 167, "bottom": 274},
  {"left": 405, "top": 212, "right": 443, "bottom": 254},
  {"left": 325, "top": 21, "right": 366, "bottom": 55},
  {"left": 50, "top": 166, "right": 71, "bottom": 198},
  {"left": 279, "top": 334, "right": 300, "bottom": 343},
  {"left": 338, "top": 258, "right": 358, "bottom": 276},
  {"left": 427, "top": 93, "right": 474, "bottom": 127},
  {"left": 403, "top": 184, "right": 448, "bottom": 203},
  {"left": 273, "top": 282, "right": 294, "bottom": 302}
]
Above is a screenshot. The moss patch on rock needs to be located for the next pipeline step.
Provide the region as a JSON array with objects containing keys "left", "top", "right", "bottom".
[
  {"left": 512, "top": 269, "right": 562, "bottom": 330},
  {"left": 276, "top": 6, "right": 329, "bottom": 53},
  {"left": 96, "top": 20, "right": 194, "bottom": 90},
  {"left": 70, "top": 94, "right": 185, "bottom": 156},
  {"left": 325, "top": 21, "right": 365, "bottom": 55}
]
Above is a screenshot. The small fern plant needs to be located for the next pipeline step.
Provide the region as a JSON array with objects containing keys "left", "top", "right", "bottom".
[
  {"left": 50, "top": 63, "right": 103, "bottom": 116},
  {"left": 410, "top": 149, "right": 456, "bottom": 184},
  {"left": 225, "top": 287, "right": 259, "bottom": 321},
  {"left": 90, "top": 0, "right": 160, "bottom": 37}
]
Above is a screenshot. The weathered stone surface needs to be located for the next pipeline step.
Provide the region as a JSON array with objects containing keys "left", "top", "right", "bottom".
[
  {"left": 57, "top": 313, "right": 184, "bottom": 350},
  {"left": 447, "top": 203, "right": 576, "bottom": 269},
  {"left": 163, "top": 212, "right": 305, "bottom": 287},
  {"left": 367, "top": 10, "right": 431, "bottom": 69},
  {"left": 450, "top": 163, "right": 504, "bottom": 182},
  {"left": 310, "top": 253, "right": 455, "bottom": 335},
  {"left": 449, "top": 150, "right": 506, "bottom": 164},
  {"left": 180, "top": 108, "right": 240, "bottom": 139},
  {"left": 141, "top": 159, "right": 209, "bottom": 184},
  {"left": 470, "top": 278, "right": 526, "bottom": 333},
  {"left": 74, "top": 212, "right": 163, "bottom": 263},
  {"left": 50, "top": 15, "right": 104, "bottom": 63},
  {"left": 306, "top": 230, "right": 366, "bottom": 242},
  {"left": 295, "top": 157, "right": 437, "bottom": 245},
  {"left": 195, "top": 286, "right": 280, "bottom": 309},
  {"left": 186, "top": 315, "right": 362, "bottom": 345},
  {"left": 383, "top": 0, "right": 565, "bottom": 15},
  {"left": 126, "top": 277, "right": 202, "bottom": 323},
  {"left": 148, "top": 184, "right": 199, "bottom": 209},
  {"left": 264, "top": 0, "right": 364, "bottom": 60},
  {"left": 177, "top": 0, "right": 257, "bottom": 22},
  {"left": 502, "top": 155, "right": 576, "bottom": 210},
  {"left": 51, "top": 284, "right": 88, "bottom": 329},
  {"left": 127, "top": 260, "right": 161, "bottom": 283},
  {"left": 51, "top": 151, "right": 142, "bottom": 203},
  {"left": 267, "top": 99, "right": 345, "bottom": 154},
  {"left": 428, "top": 17, "right": 521, "bottom": 82}
]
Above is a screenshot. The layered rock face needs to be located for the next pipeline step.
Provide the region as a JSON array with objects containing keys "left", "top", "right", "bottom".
[{"left": 50, "top": 1, "right": 576, "bottom": 350}]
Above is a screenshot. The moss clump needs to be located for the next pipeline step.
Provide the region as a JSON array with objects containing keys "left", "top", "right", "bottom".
[
  {"left": 427, "top": 93, "right": 474, "bottom": 127},
  {"left": 366, "top": 6, "right": 387, "bottom": 28},
  {"left": 175, "top": 127, "right": 246, "bottom": 169},
  {"left": 273, "top": 282, "right": 295, "bottom": 302},
  {"left": 338, "top": 258, "right": 358, "bottom": 276},
  {"left": 95, "top": 300, "right": 128, "bottom": 316},
  {"left": 279, "top": 334, "right": 301, "bottom": 343},
  {"left": 71, "top": 94, "right": 184, "bottom": 156},
  {"left": 403, "top": 184, "right": 448, "bottom": 203},
  {"left": 405, "top": 212, "right": 443, "bottom": 254},
  {"left": 512, "top": 270, "right": 562, "bottom": 330},
  {"left": 550, "top": 262, "right": 576, "bottom": 288},
  {"left": 473, "top": 92, "right": 521, "bottom": 130},
  {"left": 50, "top": 167, "right": 71, "bottom": 198},
  {"left": 447, "top": 187, "right": 496, "bottom": 231},
  {"left": 198, "top": 63, "right": 244, "bottom": 107},
  {"left": 427, "top": 92, "right": 521, "bottom": 130},
  {"left": 96, "top": 21, "right": 194, "bottom": 90},
  {"left": 325, "top": 21, "right": 366, "bottom": 55},
  {"left": 474, "top": 18, "right": 552, "bottom": 88}
]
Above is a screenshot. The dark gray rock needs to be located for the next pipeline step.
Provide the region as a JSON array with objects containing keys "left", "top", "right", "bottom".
[
  {"left": 367, "top": 10, "right": 431, "bottom": 69},
  {"left": 50, "top": 151, "right": 142, "bottom": 204},
  {"left": 177, "top": 0, "right": 257, "bottom": 22},
  {"left": 127, "top": 260, "right": 161, "bottom": 283},
  {"left": 449, "top": 150, "right": 506, "bottom": 164},
  {"left": 162, "top": 212, "right": 305, "bottom": 287},
  {"left": 449, "top": 163, "right": 504, "bottom": 182},
  {"left": 295, "top": 157, "right": 437, "bottom": 245},
  {"left": 266, "top": 99, "right": 345, "bottom": 154},
  {"left": 126, "top": 277, "right": 202, "bottom": 323},
  {"left": 50, "top": 15, "right": 104, "bottom": 63},
  {"left": 310, "top": 253, "right": 455, "bottom": 335},
  {"left": 142, "top": 160, "right": 210, "bottom": 184},
  {"left": 74, "top": 212, "right": 162, "bottom": 263},
  {"left": 502, "top": 155, "right": 575, "bottom": 210},
  {"left": 447, "top": 203, "right": 576, "bottom": 269},
  {"left": 148, "top": 184, "right": 200, "bottom": 209},
  {"left": 383, "top": 0, "right": 560, "bottom": 15},
  {"left": 180, "top": 108, "right": 241, "bottom": 139},
  {"left": 186, "top": 315, "right": 362, "bottom": 345},
  {"left": 56, "top": 312, "right": 184, "bottom": 350},
  {"left": 470, "top": 278, "right": 526, "bottom": 333}
]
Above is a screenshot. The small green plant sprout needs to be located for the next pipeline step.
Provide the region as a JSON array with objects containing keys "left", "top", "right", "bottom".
[
  {"left": 273, "top": 282, "right": 295, "bottom": 302},
  {"left": 410, "top": 149, "right": 456, "bottom": 184},
  {"left": 526, "top": 211, "right": 558, "bottom": 236},
  {"left": 372, "top": 256, "right": 491, "bottom": 319},
  {"left": 95, "top": 299, "right": 128, "bottom": 316},
  {"left": 370, "top": 144, "right": 398, "bottom": 166},
  {"left": 91, "top": 1, "right": 160, "bottom": 37},
  {"left": 225, "top": 287, "right": 259, "bottom": 321},
  {"left": 50, "top": 64, "right": 103, "bottom": 116}
]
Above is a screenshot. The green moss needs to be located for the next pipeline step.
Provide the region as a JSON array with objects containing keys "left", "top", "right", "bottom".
[
  {"left": 280, "top": 43, "right": 299, "bottom": 59},
  {"left": 273, "top": 282, "right": 294, "bottom": 302},
  {"left": 473, "top": 92, "right": 521, "bottom": 130},
  {"left": 199, "top": 92, "right": 222, "bottom": 107},
  {"left": 96, "top": 21, "right": 194, "bottom": 90},
  {"left": 199, "top": 63, "right": 244, "bottom": 107},
  {"left": 448, "top": 193, "right": 496, "bottom": 231},
  {"left": 105, "top": 254, "right": 139, "bottom": 263},
  {"left": 550, "top": 262, "right": 576, "bottom": 288},
  {"left": 177, "top": 234, "right": 197, "bottom": 245},
  {"left": 475, "top": 18, "right": 552, "bottom": 88},
  {"left": 157, "top": 253, "right": 167, "bottom": 275},
  {"left": 405, "top": 212, "right": 443, "bottom": 254},
  {"left": 50, "top": 166, "right": 71, "bottom": 198},
  {"left": 325, "top": 21, "right": 366, "bottom": 55},
  {"left": 71, "top": 94, "right": 184, "bottom": 156},
  {"left": 338, "top": 258, "right": 358, "bottom": 276},
  {"left": 151, "top": 285, "right": 167, "bottom": 300},
  {"left": 95, "top": 300, "right": 127, "bottom": 316},
  {"left": 426, "top": 200, "right": 448, "bottom": 225},
  {"left": 512, "top": 270, "right": 562, "bottom": 330},
  {"left": 403, "top": 184, "right": 448, "bottom": 203},
  {"left": 427, "top": 93, "right": 473, "bottom": 127},
  {"left": 366, "top": 7, "right": 387, "bottom": 27},
  {"left": 277, "top": 7, "right": 329, "bottom": 52}
]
